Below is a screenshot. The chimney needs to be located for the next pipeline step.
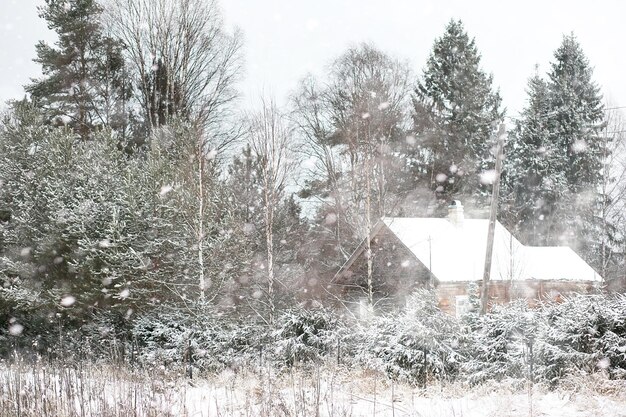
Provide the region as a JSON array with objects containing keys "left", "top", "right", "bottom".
[{"left": 448, "top": 200, "right": 464, "bottom": 228}]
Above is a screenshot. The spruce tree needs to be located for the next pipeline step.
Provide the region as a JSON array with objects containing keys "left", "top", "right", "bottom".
[
  {"left": 26, "top": 0, "right": 131, "bottom": 140},
  {"left": 412, "top": 19, "right": 503, "bottom": 213},
  {"left": 546, "top": 34, "right": 607, "bottom": 266},
  {"left": 502, "top": 71, "right": 567, "bottom": 245},
  {"left": 547, "top": 34, "right": 605, "bottom": 193},
  {"left": 503, "top": 34, "right": 609, "bottom": 272}
]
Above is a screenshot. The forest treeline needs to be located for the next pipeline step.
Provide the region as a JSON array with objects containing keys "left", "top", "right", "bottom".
[{"left": 1, "top": 0, "right": 625, "bottom": 338}]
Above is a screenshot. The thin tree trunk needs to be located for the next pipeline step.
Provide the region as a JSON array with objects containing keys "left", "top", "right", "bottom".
[
  {"left": 265, "top": 192, "right": 275, "bottom": 325},
  {"left": 366, "top": 151, "right": 373, "bottom": 309},
  {"left": 198, "top": 139, "right": 205, "bottom": 300}
]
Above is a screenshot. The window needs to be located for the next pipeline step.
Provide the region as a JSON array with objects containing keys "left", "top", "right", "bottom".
[{"left": 455, "top": 295, "right": 471, "bottom": 317}]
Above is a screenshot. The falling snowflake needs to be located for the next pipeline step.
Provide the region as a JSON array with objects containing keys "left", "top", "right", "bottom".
[
  {"left": 324, "top": 212, "right": 337, "bottom": 225},
  {"left": 243, "top": 223, "right": 255, "bottom": 235},
  {"left": 60, "top": 295, "right": 76, "bottom": 307},
  {"left": 8, "top": 323, "right": 23, "bottom": 336},
  {"left": 435, "top": 173, "right": 448, "bottom": 183},
  {"left": 302, "top": 158, "right": 316, "bottom": 170},
  {"left": 377, "top": 102, "right": 390, "bottom": 110},
  {"left": 159, "top": 184, "right": 173, "bottom": 196},
  {"left": 480, "top": 170, "right": 497, "bottom": 185},
  {"left": 572, "top": 140, "right": 587, "bottom": 153},
  {"left": 98, "top": 239, "right": 112, "bottom": 248}
]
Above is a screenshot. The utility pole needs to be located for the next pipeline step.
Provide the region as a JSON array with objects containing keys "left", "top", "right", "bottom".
[
  {"left": 481, "top": 123, "right": 506, "bottom": 315},
  {"left": 428, "top": 235, "right": 433, "bottom": 289}
]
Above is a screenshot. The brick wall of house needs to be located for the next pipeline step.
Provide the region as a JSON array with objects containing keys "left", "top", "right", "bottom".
[{"left": 436, "top": 280, "right": 601, "bottom": 316}]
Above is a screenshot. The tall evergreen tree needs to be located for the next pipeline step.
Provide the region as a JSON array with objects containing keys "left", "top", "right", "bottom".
[
  {"left": 26, "top": 0, "right": 131, "bottom": 140},
  {"left": 546, "top": 34, "right": 607, "bottom": 263},
  {"left": 547, "top": 34, "right": 605, "bottom": 192},
  {"left": 502, "top": 71, "right": 566, "bottom": 245},
  {"left": 412, "top": 19, "right": 503, "bottom": 213},
  {"left": 502, "top": 34, "right": 608, "bottom": 273},
  {"left": 0, "top": 101, "right": 152, "bottom": 324}
]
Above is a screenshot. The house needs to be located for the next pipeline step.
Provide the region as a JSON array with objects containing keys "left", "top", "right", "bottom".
[{"left": 334, "top": 201, "right": 603, "bottom": 316}]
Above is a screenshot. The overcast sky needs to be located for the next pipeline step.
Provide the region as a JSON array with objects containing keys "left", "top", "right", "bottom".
[{"left": 2, "top": 0, "right": 625, "bottom": 116}]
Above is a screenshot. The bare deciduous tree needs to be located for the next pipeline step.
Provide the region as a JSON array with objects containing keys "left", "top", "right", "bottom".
[
  {"left": 292, "top": 44, "right": 412, "bottom": 308},
  {"left": 599, "top": 106, "right": 626, "bottom": 280},
  {"left": 249, "top": 99, "right": 297, "bottom": 325},
  {"left": 105, "top": 0, "right": 242, "bottom": 147}
]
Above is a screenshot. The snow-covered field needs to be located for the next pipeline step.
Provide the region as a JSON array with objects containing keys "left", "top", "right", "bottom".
[
  {"left": 1, "top": 362, "right": 625, "bottom": 417},
  {"left": 181, "top": 370, "right": 626, "bottom": 417}
]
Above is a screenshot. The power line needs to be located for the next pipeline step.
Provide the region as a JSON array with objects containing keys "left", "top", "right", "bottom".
[{"left": 503, "top": 105, "right": 626, "bottom": 122}]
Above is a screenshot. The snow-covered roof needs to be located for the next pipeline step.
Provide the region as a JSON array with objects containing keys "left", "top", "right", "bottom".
[
  {"left": 380, "top": 217, "right": 602, "bottom": 283},
  {"left": 523, "top": 246, "right": 601, "bottom": 282}
]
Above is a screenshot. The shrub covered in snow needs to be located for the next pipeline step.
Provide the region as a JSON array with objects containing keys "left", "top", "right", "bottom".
[
  {"left": 2, "top": 289, "right": 625, "bottom": 387},
  {"left": 353, "top": 290, "right": 463, "bottom": 386},
  {"left": 538, "top": 294, "right": 626, "bottom": 383},
  {"left": 131, "top": 310, "right": 262, "bottom": 373},
  {"left": 272, "top": 307, "right": 339, "bottom": 367},
  {"left": 462, "top": 301, "right": 535, "bottom": 385},
  {"left": 132, "top": 311, "right": 191, "bottom": 368},
  {"left": 461, "top": 294, "right": 626, "bottom": 386}
]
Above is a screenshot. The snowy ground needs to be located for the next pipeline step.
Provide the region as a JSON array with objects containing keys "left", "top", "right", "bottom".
[
  {"left": 1, "top": 362, "right": 625, "bottom": 416},
  {"left": 179, "top": 369, "right": 626, "bottom": 417}
]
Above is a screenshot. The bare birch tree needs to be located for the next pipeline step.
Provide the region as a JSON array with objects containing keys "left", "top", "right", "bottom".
[
  {"left": 149, "top": 122, "right": 227, "bottom": 303},
  {"left": 248, "top": 99, "right": 297, "bottom": 324},
  {"left": 291, "top": 44, "right": 412, "bottom": 308}
]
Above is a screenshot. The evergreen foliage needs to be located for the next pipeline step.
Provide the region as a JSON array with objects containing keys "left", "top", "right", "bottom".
[
  {"left": 355, "top": 290, "right": 463, "bottom": 385},
  {"left": 462, "top": 301, "right": 531, "bottom": 385},
  {"left": 502, "top": 34, "right": 610, "bottom": 273},
  {"left": 2, "top": 4, "right": 626, "bottom": 392},
  {"left": 502, "top": 72, "right": 564, "bottom": 244},
  {"left": 412, "top": 19, "right": 503, "bottom": 212},
  {"left": 26, "top": 0, "right": 132, "bottom": 140},
  {"left": 273, "top": 307, "right": 338, "bottom": 366}
]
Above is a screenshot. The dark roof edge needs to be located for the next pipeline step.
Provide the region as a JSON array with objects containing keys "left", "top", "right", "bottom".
[{"left": 331, "top": 220, "right": 386, "bottom": 283}]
